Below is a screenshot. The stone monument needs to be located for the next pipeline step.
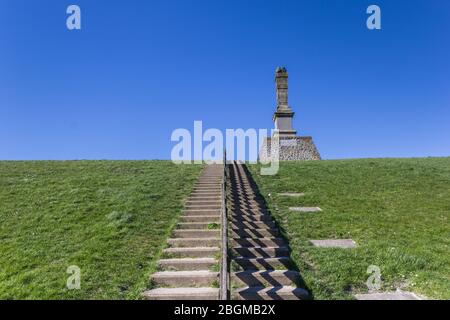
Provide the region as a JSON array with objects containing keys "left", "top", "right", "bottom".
[{"left": 259, "top": 67, "right": 321, "bottom": 161}]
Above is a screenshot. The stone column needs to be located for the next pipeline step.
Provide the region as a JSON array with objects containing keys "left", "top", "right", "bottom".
[
  {"left": 259, "top": 67, "right": 321, "bottom": 162},
  {"left": 273, "top": 67, "right": 296, "bottom": 136},
  {"left": 275, "top": 67, "right": 289, "bottom": 109}
]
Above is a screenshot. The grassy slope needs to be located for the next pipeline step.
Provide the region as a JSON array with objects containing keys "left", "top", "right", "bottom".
[
  {"left": 0, "top": 161, "right": 202, "bottom": 299},
  {"left": 249, "top": 158, "right": 450, "bottom": 300}
]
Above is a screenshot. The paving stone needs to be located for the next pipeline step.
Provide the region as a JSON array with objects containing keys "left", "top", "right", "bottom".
[
  {"left": 289, "top": 207, "right": 321, "bottom": 212},
  {"left": 309, "top": 239, "right": 357, "bottom": 248},
  {"left": 278, "top": 193, "right": 305, "bottom": 197},
  {"left": 355, "top": 290, "right": 421, "bottom": 300}
]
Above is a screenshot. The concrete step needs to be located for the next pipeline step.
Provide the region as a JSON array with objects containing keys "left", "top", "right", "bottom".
[
  {"left": 194, "top": 186, "right": 221, "bottom": 190},
  {"left": 193, "top": 187, "right": 221, "bottom": 192},
  {"left": 151, "top": 270, "right": 219, "bottom": 287},
  {"left": 230, "top": 193, "right": 257, "bottom": 198},
  {"left": 231, "top": 228, "right": 279, "bottom": 238},
  {"left": 233, "top": 257, "right": 293, "bottom": 270},
  {"left": 231, "top": 213, "right": 273, "bottom": 221},
  {"left": 229, "top": 204, "right": 266, "bottom": 211},
  {"left": 230, "top": 180, "right": 252, "bottom": 184},
  {"left": 177, "top": 222, "right": 217, "bottom": 229},
  {"left": 230, "top": 207, "right": 266, "bottom": 212},
  {"left": 186, "top": 200, "right": 221, "bottom": 206},
  {"left": 229, "top": 187, "right": 256, "bottom": 193},
  {"left": 233, "top": 286, "right": 309, "bottom": 300},
  {"left": 230, "top": 182, "right": 254, "bottom": 187},
  {"left": 231, "top": 207, "right": 266, "bottom": 214},
  {"left": 192, "top": 191, "right": 221, "bottom": 195},
  {"left": 173, "top": 229, "right": 220, "bottom": 238},
  {"left": 230, "top": 198, "right": 259, "bottom": 204},
  {"left": 179, "top": 215, "right": 220, "bottom": 223},
  {"left": 230, "top": 207, "right": 268, "bottom": 213},
  {"left": 230, "top": 195, "right": 257, "bottom": 201},
  {"left": 231, "top": 216, "right": 273, "bottom": 223},
  {"left": 163, "top": 247, "right": 220, "bottom": 258},
  {"left": 191, "top": 189, "right": 220, "bottom": 193},
  {"left": 189, "top": 195, "right": 221, "bottom": 200},
  {"left": 230, "top": 206, "right": 268, "bottom": 212},
  {"left": 230, "top": 196, "right": 261, "bottom": 203},
  {"left": 232, "top": 185, "right": 257, "bottom": 190},
  {"left": 183, "top": 209, "right": 221, "bottom": 216},
  {"left": 231, "top": 221, "right": 275, "bottom": 229},
  {"left": 168, "top": 238, "right": 221, "bottom": 248},
  {"left": 143, "top": 287, "right": 219, "bottom": 300},
  {"left": 231, "top": 237, "right": 286, "bottom": 247},
  {"left": 232, "top": 187, "right": 256, "bottom": 191},
  {"left": 158, "top": 258, "right": 217, "bottom": 271},
  {"left": 194, "top": 185, "right": 221, "bottom": 188},
  {"left": 230, "top": 191, "right": 256, "bottom": 196},
  {"left": 233, "top": 246, "right": 289, "bottom": 258},
  {"left": 229, "top": 191, "right": 258, "bottom": 196},
  {"left": 185, "top": 204, "right": 221, "bottom": 210},
  {"left": 231, "top": 270, "right": 300, "bottom": 287},
  {"left": 228, "top": 197, "right": 262, "bottom": 203},
  {"left": 230, "top": 189, "right": 256, "bottom": 194},
  {"left": 197, "top": 181, "right": 221, "bottom": 184},
  {"left": 190, "top": 194, "right": 221, "bottom": 198},
  {"left": 191, "top": 190, "right": 221, "bottom": 194},
  {"left": 231, "top": 205, "right": 267, "bottom": 212}
]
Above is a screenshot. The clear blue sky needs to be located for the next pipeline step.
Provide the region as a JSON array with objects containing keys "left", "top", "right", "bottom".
[{"left": 1, "top": 0, "right": 449, "bottom": 160}]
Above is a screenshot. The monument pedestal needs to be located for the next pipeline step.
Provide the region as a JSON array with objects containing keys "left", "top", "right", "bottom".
[
  {"left": 259, "top": 67, "right": 321, "bottom": 161},
  {"left": 259, "top": 136, "right": 321, "bottom": 161}
]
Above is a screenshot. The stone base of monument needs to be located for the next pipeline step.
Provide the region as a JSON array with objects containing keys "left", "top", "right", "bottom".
[{"left": 259, "top": 136, "right": 321, "bottom": 161}]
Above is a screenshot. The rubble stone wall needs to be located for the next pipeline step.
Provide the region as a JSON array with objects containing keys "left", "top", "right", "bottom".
[{"left": 259, "top": 136, "right": 321, "bottom": 161}]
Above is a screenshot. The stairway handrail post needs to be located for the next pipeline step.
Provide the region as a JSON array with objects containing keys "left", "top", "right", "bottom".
[{"left": 219, "top": 148, "right": 229, "bottom": 300}]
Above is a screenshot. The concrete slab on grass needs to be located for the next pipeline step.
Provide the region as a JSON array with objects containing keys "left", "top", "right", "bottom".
[
  {"left": 309, "top": 239, "right": 357, "bottom": 248},
  {"left": 289, "top": 207, "right": 321, "bottom": 212},
  {"left": 278, "top": 193, "right": 305, "bottom": 197}
]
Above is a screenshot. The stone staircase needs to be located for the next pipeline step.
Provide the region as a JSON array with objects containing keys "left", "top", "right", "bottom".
[
  {"left": 143, "top": 164, "right": 223, "bottom": 300},
  {"left": 143, "top": 162, "right": 308, "bottom": 300},
  {"left": 228, "top": 162, "right": 309, "bottom": 300}
]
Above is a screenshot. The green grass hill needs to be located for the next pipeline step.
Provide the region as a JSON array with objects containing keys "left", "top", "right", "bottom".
[
  {"left": 0, "top": 161, "right": 202, "bottom": 299},
  {"left": 249, "top": 157, "right": 450, "bottom": 299}
]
